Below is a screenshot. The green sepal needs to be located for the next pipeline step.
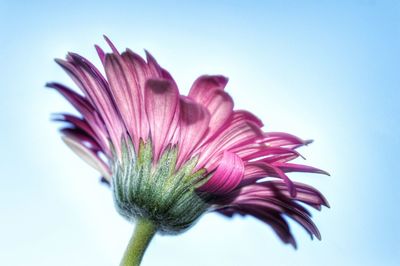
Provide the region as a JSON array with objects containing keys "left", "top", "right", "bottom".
[{"left": 112, "top": 138, "right": 210, "bottom": 234}]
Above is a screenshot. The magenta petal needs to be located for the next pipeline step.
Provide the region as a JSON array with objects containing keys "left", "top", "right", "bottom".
[
  {"left": 232, "top": 206, "right": 297, "bottom": 248},
  {"left": 213, "top": 180, "right": 328, "bottom": 244},
  {"left": 189, "top": 75, "right": 228, "bottom": 97},
  {"left": 261, "top": 132, "right": 309, "bottom": 149},
  {"left": 103, "top": 35, "right": 120, "bottom": 55},
  {"left": 47, "top": 82, "right": 95, "bottom": 116},
  {"left": 123, "top": 49, "right": 149, "bottom": 93},
  {"left": 251, "top": 181, "right": 330, "bottom": 208},
  {"left": 188, "top": 75, "right": 233, "bottom": 139},
  {"left": 60, "top": 127, "right": 101, "bottom": 152},
  {"left": 145, "top": 79, "right": 179, "bottom": 161},
  {"left": 257, "top": 198, "right": 321, "bottom": 240},
  {"left": 275, "top": 162, "right": 330, "bottom": 176},
  {"left": 264, "top": 165, "right": 296, "bottom": 197},
  {"left": 243, "top": 162, "right": 276, "bottom": 180},
  {"left": 56, "top": 54, "right": 125, "bottom": 154},
  {"left": 198, "top": 151, "right": 244, "bottom": 194},
  {"left": 196, "top": 112, "right": 263, "bottom": 170},
  {"left": 241, "top": 147, "right": 302, "bottom": 161},
  {"left": 241, "top": 162, "right": 296, "bottom": 197},
  {"left": 176, "top": 97, "right": 210, "bottom": 168},
  {"left": 144, "top": 50, "right": 163, "bottom": 77},
  {"left": 104, "top": 53, "right": 149, "bottom": 150},
  {"left": 94, "top": 44, "right": 106, "bottom": 65},
  {"left": 233, "top": 110, "right": 264, "bottom": 128},
  {"left": 62, "top": 135, "right": 111, "bottom": 182},
  {"left": 47, "top": 82, "right": 110, "bottom": 153},
  {"left": 53, "top": 114, "right": 96, "bottom": 138}
]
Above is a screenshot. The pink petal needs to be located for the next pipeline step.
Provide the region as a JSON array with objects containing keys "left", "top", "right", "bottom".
[
  {"left": 104, "top": 53, "right": 149, "bottom": 150},
  {"left": 213, "top": 180, "right": 328, "bottom": 243},
  {"left": 261, "top": 132, "right": 310, "bottom": 149},
  {"left": 241, "top": 199, "right": 320, "bottom": 240},
  {"left": 145, "top": 50, "right": 163, "bottom": 77},
  {"left": 241, "top": 162, "right": 296, "bottom": 197},
  {"left": 198, "top": 151, "right": 244, "bottom": 194},
  {"left": 189, "top": 75, "right": 234, "bottom": 142},
  {"left": 243, "top": 162, "right": 276, "bottom": 180},
  {"left": 123, "top": 49, "right": 149, "bottom": 95},
  {"left": 230, "top": 205, "right": 297, "bottom": 248},
  {"left": 235, "top": 181, "right": 329, "bottom": 208},
  {"left": 145, "top": 78, "right": 179, "bottom": 161},
  {"left": 62, "top": 136, "right": 111, "bottom": 182},
  {"left": 94, "top": 44, "right": 106, "bottom": 65},
  {"left": 260, "top": 152, "right": 301, "bottom": 164},
  {"left": 274, "top": 162, "right": 330, "bottom": 176},
  {"left": 103, "top": 35, "right": 120, "bottom": 55},
  {"left": 176, "top": 97, "right": 210, "bottom": 168},
  {"left": 47, "top": 82, "right": 110, "bottom": 153},
  {"left": 189, "top": 75, "right": 228, "bottom": 98},
  {"left": 233, "top": 110, "right": 263, "bottom": 128},
  {"left": 196, "top": 111, "right": 263, "bottom": 170},
  {"left": 60, "top": 127, "right": 101, "bottom": 152},
  {"left": 53, "top": 114, "right": 96, "bottom": 139},
  {"left": 241, "top": 146, "right": 303, "bottom": 161},
  {"left": 46, "top": 82, "right": 94, "bottom": 116},
  {"left": 56, "top": 54, "right": 125, "bottom": 154}
]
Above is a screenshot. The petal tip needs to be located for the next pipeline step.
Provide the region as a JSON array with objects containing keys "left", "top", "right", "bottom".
[{"left": 103, "top": 35, "right": 119, "bottom": 54}]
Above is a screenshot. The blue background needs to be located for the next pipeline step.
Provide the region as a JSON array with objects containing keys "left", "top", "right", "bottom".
[{"left": 0, "top": 0, "right": 399, "bottom": 265}]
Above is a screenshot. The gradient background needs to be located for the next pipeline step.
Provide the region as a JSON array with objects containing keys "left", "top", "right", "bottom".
[{"left": 0, "top": 0, "right": 399, "bottom": 265}]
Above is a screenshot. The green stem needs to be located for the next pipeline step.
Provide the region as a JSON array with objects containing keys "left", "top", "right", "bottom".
[{"left": 120, "top": 219, "right": 157, "bottom": 266}]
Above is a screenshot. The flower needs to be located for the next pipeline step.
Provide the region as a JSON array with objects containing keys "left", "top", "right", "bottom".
[{"left": 48, "top": 36, "right": 329, "bottom": 264}]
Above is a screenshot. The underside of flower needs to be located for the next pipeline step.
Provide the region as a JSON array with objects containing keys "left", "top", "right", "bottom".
[
  {"left": 112, "top": 138, "right": 210, "bottom": 234},
  {"left": 49, "top": 36, "right": 329, "bottom": 253}
]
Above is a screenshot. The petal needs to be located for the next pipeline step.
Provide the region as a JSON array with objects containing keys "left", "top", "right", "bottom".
[
  {"left": 274, "top": 162, "right": 330, "bottom": 176},
  {"left": 198, "top": 151, "right": 244, "bottom": 194},
  {"left": 47, "top": 82, "right": 110, "bottom": 153},
  {"left": 234, "top": 181, "right": 329, "bottom": 208},
  {"left": 46, "top": 82, "right": 95, "bottom": 118},
  {"left": 189, "top": 75, "right": 228, "bottom": 98},
  {"left": 62, "top": 136, "right": 111, "bottom": 182},
  {"left": 233, "top": 110, "right": 263, "bottom": 128},
  {"left": 261, "top": 132, "right": 311, "bottom": 149},
  {"left": 241, "top": 147, "right": 303, "bottom": 161},
  {"left": 249, "top": 210, "right": 297, "bottom": 248},
  {"left": 241, "top": 162, "right": 296, "bottom": 197},
  {"left": 53, "top": 114, "right": 96, "bottom": 141},
  {"left": 56, "top": 54, "right": 125, "bottom": 154},
  {"left": 123, "top": 49, "right": 149, "bottom": 95},
  {"left": 145, "top": 78, "right": 179, "bottom": 161},
  {"left": 196, "top": 111, "right": 263, "bottom": 170},
  {"left": 145, "top": 50, "right": 163, "bottom": 77},
  {"left": 189, "top": 75, "right": 233, "bottom": 139},
  {"left": 213, "top": 180, "right": 328, "bottom": 245},
  {"left": 218, "top": 205, "right": 297, "bottom": 248},
  {"left": 60, "top": 127, "right": 101, "bottom": 152},
  {"left": 103, "top": 35, "right": 120, "bottom": 55},
  {"left": 243, "top": 162, "right": 276, "bottom": 180},
  {"left": 203, "top": 90, "right": 233, "bottom": 138},
  {"left": 104, "top": 53, "right": 148, "bottom": 149},
  {"left": 240, "top": 199, "right": 320, "bottom": 240},
  {"left": 176, "top": 97, "right": 210, "bottom": 168},
  {"left": 94, "top": 44, "right": 106, "bottom": 65}
]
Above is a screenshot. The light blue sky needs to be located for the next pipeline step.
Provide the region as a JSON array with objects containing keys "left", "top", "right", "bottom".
[{"left": 0, "top": 1, "right": 399, "bottom": 265}]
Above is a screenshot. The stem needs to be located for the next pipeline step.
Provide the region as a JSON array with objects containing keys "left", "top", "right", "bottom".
[{"left": 120, "top": 219, "right": 157, "bottom": 266}]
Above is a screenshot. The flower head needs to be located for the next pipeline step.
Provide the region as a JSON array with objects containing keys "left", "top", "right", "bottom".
[{"left": 49, "top": 36, "right": 329, "bottom": 253}]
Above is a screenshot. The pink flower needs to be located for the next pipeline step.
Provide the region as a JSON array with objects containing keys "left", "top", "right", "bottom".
[{"left": 49, "top": 36, "right": 329, "bottom": 251}]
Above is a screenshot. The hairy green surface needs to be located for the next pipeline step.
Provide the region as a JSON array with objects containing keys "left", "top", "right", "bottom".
[{"left": 112, "top": 139, "right": 210, "bottom": 234}]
